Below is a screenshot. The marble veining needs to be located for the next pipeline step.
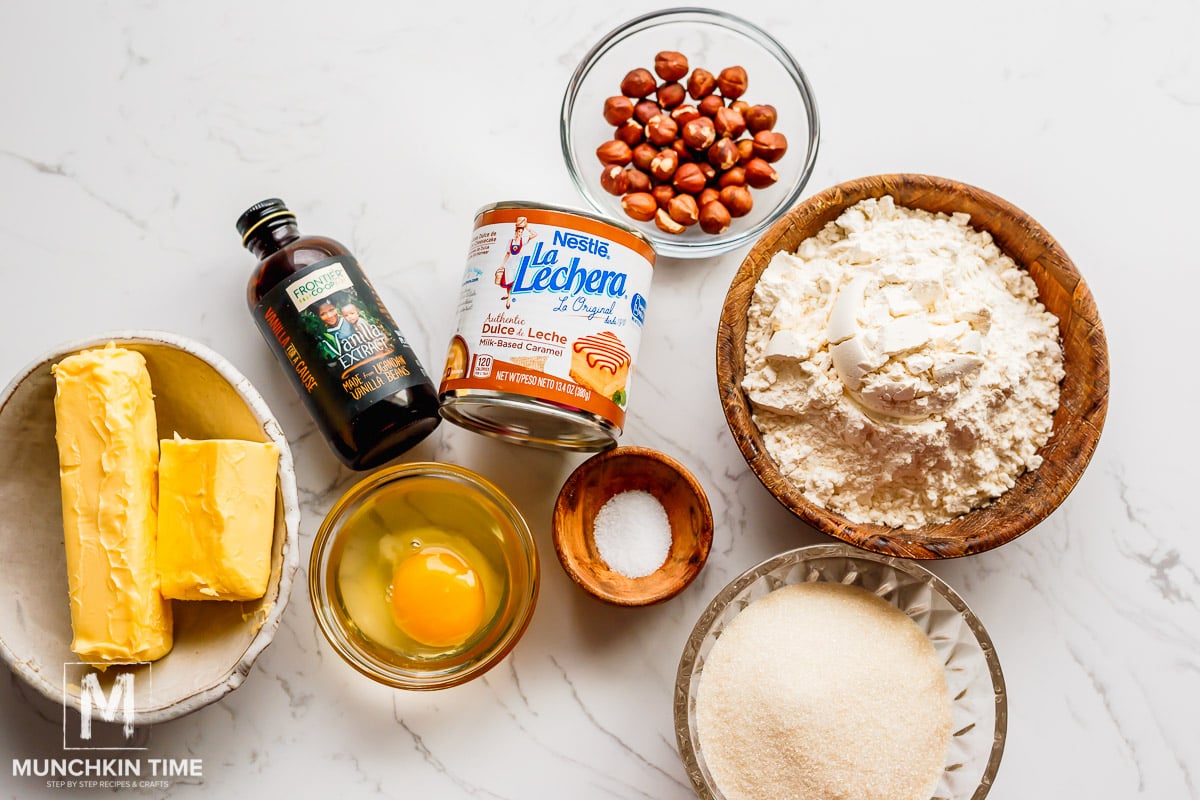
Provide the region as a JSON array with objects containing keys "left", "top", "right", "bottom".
[{"left": 1, "top": 0, "right": 1198, "bottom": 798}]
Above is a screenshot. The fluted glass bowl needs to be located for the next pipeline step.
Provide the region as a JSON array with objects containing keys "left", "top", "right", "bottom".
[
  {"left": 674, "top": 544, "right": 1007, "bottom": 800},
  {"left": 561, "top": 8, "right": 820, "bottom": 259}
]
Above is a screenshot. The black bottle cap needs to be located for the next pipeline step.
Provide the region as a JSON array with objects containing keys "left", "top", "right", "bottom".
[{"left": 236, "top": 198, "right": 297, "bottom": 245}]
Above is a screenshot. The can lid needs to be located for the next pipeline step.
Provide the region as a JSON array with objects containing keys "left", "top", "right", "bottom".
[
  {"left": 236, "top": 198, "right": 297, "bottom": 245},
  {"left": 439, "top": 392, "right": 619, "bottom": 452}
]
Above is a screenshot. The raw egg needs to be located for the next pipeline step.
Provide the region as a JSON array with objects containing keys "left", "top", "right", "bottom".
[
  {"left": 332, "top": 490, "right": 504, "bottom": 659},
  {"left": 390, "top": 547, "right": 486, "bottom": 648}
]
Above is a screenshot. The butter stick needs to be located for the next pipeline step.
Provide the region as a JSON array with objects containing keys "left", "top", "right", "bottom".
[
  {"left": 52, "top": 344, "right": 173, "bottom": 664},
  {"left": 156, "top": 437, "right": 279, "bottom": 601}
]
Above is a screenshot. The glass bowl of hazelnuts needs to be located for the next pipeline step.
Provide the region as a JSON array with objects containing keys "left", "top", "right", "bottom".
[{"left": 561, "top": 8, "right": 820, "bottom": 259}]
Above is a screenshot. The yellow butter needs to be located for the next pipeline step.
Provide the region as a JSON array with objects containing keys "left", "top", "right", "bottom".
[
  {"left": 157, "top": 437, "right": 279, "bottom": 601},
  {"left": 52, "top": 344, "right": 173, "bottom": 664}
]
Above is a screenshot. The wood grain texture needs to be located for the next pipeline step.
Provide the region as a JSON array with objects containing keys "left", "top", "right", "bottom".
[
  {"left": 552, "top": 446, "right": 713, "bottom": 605},
  {"left": 716, "top": 174, "right": 1110, "bottom": 559}
]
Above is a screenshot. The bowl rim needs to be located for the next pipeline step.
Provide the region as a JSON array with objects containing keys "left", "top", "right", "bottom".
[
  {"left": 0, "top": 329, "right": 301, "bottom": 724},
  {"left": 715, "top": 173, "right": 1110, "bottom": 558},
  {"left": 673, "top": 542, "right": 1008, "bottom": 800},
  {"left": 308, "top": 461, "right": 540, "bottom": 690},
  {"left": 551, "top": 444, "right": 714, "bottom": 606},
  {"left": 560, "top": 6, "right": 821, "bottom": 259}
]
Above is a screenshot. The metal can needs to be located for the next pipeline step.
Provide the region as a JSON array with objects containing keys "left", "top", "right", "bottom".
[{"left": 439, "top": 202, "right": 655, "bottom": 451}]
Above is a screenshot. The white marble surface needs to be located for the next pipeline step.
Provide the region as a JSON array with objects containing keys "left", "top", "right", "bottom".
[{"left": 1, "top": 1, "right": 1197, "bottom": 798}]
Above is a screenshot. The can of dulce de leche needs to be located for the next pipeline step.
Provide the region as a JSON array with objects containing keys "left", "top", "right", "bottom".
[{"left": 439, "top": 202, "right": 655, "bottom": 450}]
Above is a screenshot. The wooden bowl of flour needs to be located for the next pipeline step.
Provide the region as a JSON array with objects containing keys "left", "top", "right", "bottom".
[{"left": 716, "top": 174, "right": 1109, "bottom": 559}]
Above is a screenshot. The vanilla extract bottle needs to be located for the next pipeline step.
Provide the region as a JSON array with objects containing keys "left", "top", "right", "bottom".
[{"left": 237, "top": 199, "right": 440, "bottom": 470}]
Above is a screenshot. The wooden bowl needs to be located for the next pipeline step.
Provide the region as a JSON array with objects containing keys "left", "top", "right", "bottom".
[
  {"left": 717, "top": 174, "right": 1109, "bottom": 559},
  {"left": 553, "top": 446, "right": 714, "bottom": 606}
]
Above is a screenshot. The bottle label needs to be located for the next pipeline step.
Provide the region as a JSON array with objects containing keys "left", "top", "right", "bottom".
[{"left": 253, "top": 256, "right": 429, "bottom": 418}]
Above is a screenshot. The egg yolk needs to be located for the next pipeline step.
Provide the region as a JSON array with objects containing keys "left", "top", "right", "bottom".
[{"left": 390, "top": 547, "right": 485, "bottom": 648}]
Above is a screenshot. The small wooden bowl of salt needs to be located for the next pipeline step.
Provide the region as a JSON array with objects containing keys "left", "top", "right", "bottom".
[{"left": 553, "top": 446, "right": 713, "bottom": 606}]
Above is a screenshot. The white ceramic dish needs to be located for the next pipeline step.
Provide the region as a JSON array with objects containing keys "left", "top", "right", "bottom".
[{"left": 0, "top": 330, "right": 300, "bottom": 724}]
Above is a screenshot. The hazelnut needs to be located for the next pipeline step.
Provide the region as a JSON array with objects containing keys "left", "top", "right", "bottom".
[
  {"left": 614, "top": 120, "right": 644, "bottom": 147},
  {"left": 626, "top": 168, "right": 652, "bottom": 193},
  {"left": 655, "top": 207, "right": 686, "bottom": 234},
  {"left": 654, "top": 51, "right": 689, "bottom": 82},
  {"left": 699, "top": 200, "right": 732, "bottom": 234},
  {"left": 713, "top": 106, "right": 746, "bottom": 139},
  {"left": 621, "top": 192, "right": 657, "bottom": 222},
  {"left": 736, "top": 138, "right": 756, "bottom": 165},
  {"left": 719, "top": 185, "right": 753, "bottom": 217},
  {"left": 670, "top": 104, "right": 701, "bottom": 126},
  {"left": 707, "top": 138, "right": 739, "bottom": 171},
  {"left": 670, "top": 138, "right": 694, "bottom": 163},
  {"left": 651, "top": 184, "right": 676, "bottom": 210},
  {"left": 681, "top": 117, "right": 717, "bottom": 150},
  {"left": 698, "top": 94, "right": 725, "bottom": 118},
  {"left": 698, "top": 187, "right": 720, "bottom": 207},
  {"left": 632, "top": 142, "right": 658, "bottom": 171},
  {"left": 687, "top": 68, "right": 716, "bottom": 99},
  {"left": 672, "top": 162, "right": 707, "bottom": 195},
  {"left": 716, "top": 66, "right": 748, "bottom": 98},
  {"left": 744, "top": 104, "right": 778, "bottom": 134},
  {"left": 603, "top": 96, "right": 635, "bottom": 126},
  {"left": 717, "top": 166, "right": 746, "bottom": 188},
  {"left": 744, "top": 158, "right": 779, "bottom": 189},
  {"left": 667, "top": 193, "right": 700, "bottom": 227},
  {"left": 730, "top": 100, "right": 751, "bottom": 117},
  {"left": 697, "top": 162, "right": 717, "bottom": 184},
  {"left": 596, "top": 139, "right": 632, "bottom": 166},
  {"left": 643, "top": 113, "right": 681, "bottom": 146},
  {"left": 656, "top": 81, "right": 686, "bottom": 109},
  {"left": 649, "top": 148, "right": 679, "bottom": 182},
  {"left": 600, "top": 165, "right": 630, "bottom": 195},
  {"left": 634, "top": 99, "right": 662, "bottom": 125},
  {"left": 620, "top": 68, "right": 657, "bottom": 98},
  {"left": 752, "top": 130, "right": 788, "bottom": 162},
  {"left": 645, "top": 114, "right": 679, "bottom": 146}
]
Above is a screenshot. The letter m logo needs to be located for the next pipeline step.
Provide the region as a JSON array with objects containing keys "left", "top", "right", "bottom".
[
  {"left": 80, "top": 672, "right": 135, "bottom": 739},
  {"left": 63, "top": 663, "right": 150, "bottom": 750}
]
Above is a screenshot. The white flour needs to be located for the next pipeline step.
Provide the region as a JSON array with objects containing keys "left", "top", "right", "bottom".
[{"left": 742, "top": 196, "right": 1064, "bottom": 528}]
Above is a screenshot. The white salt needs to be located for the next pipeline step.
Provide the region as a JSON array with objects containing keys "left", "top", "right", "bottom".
[
  {"left": 695, "top": 582, "right": 952, "bottom": 800},
  {"left": 592, "top": 490, "right": 672, "bottom": 579}
]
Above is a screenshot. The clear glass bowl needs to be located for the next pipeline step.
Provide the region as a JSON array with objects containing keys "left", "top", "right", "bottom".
[
  {"left": 309, "top": 462, "right": 539, "bottom": 690},
  {"left": 561, "top": 8, "right": 820, "bottom": 259},
  {"left": 675, "top": 544, "right": 1007, "bottom": 799}
]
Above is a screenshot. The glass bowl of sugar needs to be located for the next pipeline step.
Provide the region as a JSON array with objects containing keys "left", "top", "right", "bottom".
[
  {"left": 675, "top": 543, "right": 1006, "bottom": 800},
  {"left": 552, "top": 445, "right": 713, "bottom": 606}
]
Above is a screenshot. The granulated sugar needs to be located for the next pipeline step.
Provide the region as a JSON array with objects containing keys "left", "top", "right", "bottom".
[
  {"left": 695, "top": 582, "right": 952, "bottom": 800},
  {"left": 592, "top": 490, "right": 672, "bottom": 578}
]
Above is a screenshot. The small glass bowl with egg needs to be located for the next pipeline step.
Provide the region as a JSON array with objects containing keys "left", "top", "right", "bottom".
[{"left": 309, "top": 463, "right": 539, "bottom": 690}]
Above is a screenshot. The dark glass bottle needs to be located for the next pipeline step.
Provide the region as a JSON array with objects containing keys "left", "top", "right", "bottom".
[{"left": 237, "top": 198, "right": 440, "bottom": 470}]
